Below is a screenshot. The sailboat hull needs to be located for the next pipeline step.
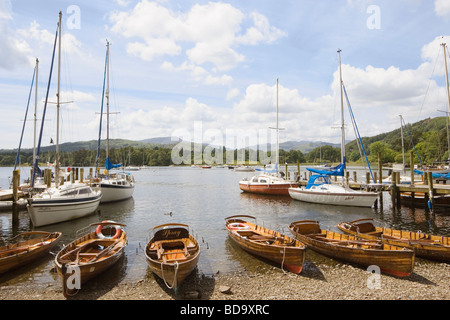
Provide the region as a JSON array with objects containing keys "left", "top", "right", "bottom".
[
  {"left": 99, "top": 184, "right": 134, "bottom": 203},
  {"left": 27, "top": 192, "right": 102, "bottom": 227},
  {"left": 239, "top": 182, "right": 297, "bottom": 196},
  {"left": 239, "top": 175, "right": 298, "bottom": 196},
  {"left": 288, "top": 186, "right": 377, "bottom": 208}
]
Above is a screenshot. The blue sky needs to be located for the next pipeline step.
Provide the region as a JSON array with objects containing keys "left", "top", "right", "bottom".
[{"left": 1, "top": 0, "right": 450, "bottom": 150}]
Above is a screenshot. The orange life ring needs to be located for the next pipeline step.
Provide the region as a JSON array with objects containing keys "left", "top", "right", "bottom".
[
  {"left": 96, "top": 221, "right": 122, "bottom": 239},
  {"left": 228, "top": 222, "right": 250, "bottom": 230}
]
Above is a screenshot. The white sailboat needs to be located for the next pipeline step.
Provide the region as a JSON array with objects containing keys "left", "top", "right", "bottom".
[
  {"left": 27, "top": 12, "right": 101, "bottom": 227},
  {"left": 95, "top": 41, "right": 135, "bottom": 203},
  {"left": 238, "top": 79, "right": 298, "bottom": 196},
  {"left": 288, "top": 49, "right": 378, "bottom": 207}
]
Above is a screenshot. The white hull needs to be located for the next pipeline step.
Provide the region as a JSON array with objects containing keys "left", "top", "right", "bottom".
[
  {"left": 99, "top": 184, "right": 134, "bottom": 203},
  {"left": 288, "top": 185, "right": 377, "bottom": 208},
  {"left": 27, "top": 184, "right": 102, "bottom": 227}
]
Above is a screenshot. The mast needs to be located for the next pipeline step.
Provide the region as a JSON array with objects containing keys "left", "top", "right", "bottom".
[
  {"left": 106, "top": 40, "right": 110, "bottom": 173},
  {"left": 338, "top": 49, "right": 346, "bottom": 181},
  {"left": 400, "top": 115, "right": 405, "bottom": 172},
  {"left": 33, "top": 58, "right": 39, "bottom": 165},
  {"left": 276, "top": 78, "right": 279, "bottom": 173},
  {"left": 442, "top": 43, "right": 450, "bottom": 162},
  {"left": 55, "top": 11, "right": 62, "bottom": 187}
]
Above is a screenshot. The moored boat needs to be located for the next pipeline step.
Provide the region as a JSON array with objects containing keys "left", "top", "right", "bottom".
[
  {"left": 94, "top": 41, "right": 135, "bottom": 204},
  {"left": 239, "top": 174, "right": 298, "bottom": 196},
  {"left": 145, "top": 223, "right": 200, "bottom": 292},
  {"left": 27, "top": 182, "right": 102, "bottom": 227},
  {"left": 289, "top": 220, "right": 415, "bottom": 277},
  {"left": 337, "top": 218, "right": 450, "bottom": 263},
  {"left": 225, "top": 215, "right": 306, "bottom": 274},
  {"left": 0, "top": 231, "right": 62, "bottom": 274},
  {"left": 288, "top": 174, "right": 378, "bottom": 207},
  {"left": 54, "top": 220, "right": 127, "bottom": 297}
]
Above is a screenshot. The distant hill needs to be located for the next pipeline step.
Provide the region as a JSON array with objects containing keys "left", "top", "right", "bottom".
[
  {"left": 1, "top": 116, "right": 447, "bottom": 158},
  {"left": 280, "top": 140, "right": 341, "bottom": 153}
]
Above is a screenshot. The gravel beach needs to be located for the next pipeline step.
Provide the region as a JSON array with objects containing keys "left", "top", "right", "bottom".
[{"left": 1, "top": 252, "right": 448, "bottom": 301}]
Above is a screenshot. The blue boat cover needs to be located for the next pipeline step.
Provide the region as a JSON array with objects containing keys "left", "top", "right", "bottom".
[
  {"left": 414, "top": 169, "right": 450, "bottom": 180},
  {"left": 307, "top": 162, "right": 345, "bottom": 176},
  {"left": 105, "top": 157, "right": 122, "bottom": 170},
  {"left": 305, "top": 175, "right": 332, "bottom": 189}
]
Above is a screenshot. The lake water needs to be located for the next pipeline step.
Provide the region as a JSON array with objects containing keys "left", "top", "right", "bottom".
[{"left": 1, "top": 165, "right": 449, "bottom": 290}]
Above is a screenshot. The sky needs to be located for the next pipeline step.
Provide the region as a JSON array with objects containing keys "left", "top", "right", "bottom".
[{"left": 1, "top": 0, "right": 450, "bottom": 151}]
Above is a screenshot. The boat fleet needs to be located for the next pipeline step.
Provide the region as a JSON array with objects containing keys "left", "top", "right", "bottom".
[{"left": 1, "top": 12, "right": 450, "bottom": 298}]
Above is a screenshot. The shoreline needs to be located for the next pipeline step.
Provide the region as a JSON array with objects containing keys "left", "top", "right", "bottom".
[{"left": 1, "top": 256, "right": 448, "bottom": 301}]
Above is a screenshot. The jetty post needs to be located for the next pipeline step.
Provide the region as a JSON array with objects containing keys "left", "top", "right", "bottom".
[
  {"left": 410, "top": 151, "right": 415, "bottom": 202},
  {"left": 427, "top": 171, "right": 435, "bottom": 212},
  {"left": 12, "top": 170, "right": 20, "bottom": 225}
]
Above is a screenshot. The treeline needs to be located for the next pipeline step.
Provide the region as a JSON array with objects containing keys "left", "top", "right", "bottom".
[{"left": 1, "top": 117, "right": 449, "bottom": 167}]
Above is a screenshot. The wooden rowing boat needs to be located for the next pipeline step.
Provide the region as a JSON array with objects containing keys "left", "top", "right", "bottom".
[
  {"left": 145, "top": 223, "right": 200, "bottom": 292},
  {"left": 54, "top": 220, "right": 127, "bottom": 297},
  {"left": 0, "top": 231, "right": 62, "bottom": 274},
  {"left": 289, "top": 220, "right": 415, "bottom": 277},
  {"left": 337, "top": 218, "right": 450, "bottom": 263},
  {"left": 225, "top": 215, "right": 306, "bottom": 274}
]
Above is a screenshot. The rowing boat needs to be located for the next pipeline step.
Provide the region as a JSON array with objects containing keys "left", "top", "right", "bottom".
[
  {"left": 289, "top": 220, "right": 415, "bottom": 277},
  {"left": 0, "top": 231, "right": 61, "bottom": 274},
  {"left": 225, "top": 215, "right": 306, "bottom": 274},
  {"left": 337, "top": 218, "right": 450, "bottom": 263},
  {"left": 145, "top": 223, "right": 200, "bottom": 292},
  {"left": 54, "top": 220, "right": 127, "bottom": 297}
]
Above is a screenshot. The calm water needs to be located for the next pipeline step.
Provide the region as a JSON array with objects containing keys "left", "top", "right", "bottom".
[{"left": 1, "top": 166, "right": 449, "bottom": 289}]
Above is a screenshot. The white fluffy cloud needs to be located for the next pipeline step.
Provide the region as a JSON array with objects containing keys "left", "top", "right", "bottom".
[
  {"left": 0, "top": 2, "right": 31, "bottom": 69},
  {"left": 435, "top": 0, "right": 450, "bottom": 17},
  {"left": 109, "top": 1, "right": 286, "bottom": 82}
]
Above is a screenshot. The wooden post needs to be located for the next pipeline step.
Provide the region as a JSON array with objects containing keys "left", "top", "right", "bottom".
[
  {"left": 427, "top": 171, "right": 435, "bottom": 212},
  {"left": 410, "top": 152, "right": 415, "bottom": 202},
  {"left": 80, "top": 168, "right": 84, "bottom": 183},
  {"left": 378, "top": 152, "right": 382, "bottom": 184},
  {"left": 366, "top": 172, "right": 370, "bottom": 184},
  {"left": 391, "top": 171, "right": 397, "bottom": 209},
  {"left": 12, "top": 170, "right": 20, "bottom": 225},
  {"left": 12, "top": 170, "right": 19, "bottom": 203},
  {"left": 353, "top": 171, "right": 357, "bottom": 183},
  {"left": 297, "top": 160, "right": 300, "bottom": 180},
  {"left": 285, "top": 163, "right": 288, "bottom": 179}
]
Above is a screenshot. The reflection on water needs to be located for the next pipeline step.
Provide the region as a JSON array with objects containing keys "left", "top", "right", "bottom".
[{"left": 0, "top": 166, "right": 449, "bottom": 290}]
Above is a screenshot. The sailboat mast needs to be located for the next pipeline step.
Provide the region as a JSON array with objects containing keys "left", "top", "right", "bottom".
[
  {"left": 276, "top": 78, "right": 279, "bottom": 173},
  {"left": 55, "top": 11, "right": 62, "bottom": 186},
  {"left": 33, "top": 58, "right": 38, "bottom": 165},
  {"left": 338, "top": 49, "right": 346, "bottom": 177},
  {"left": 400, "top": 115, "right": 405, "bottom": 172},
  {"left": 106, "top": 41, "right": 110, "bottom": 171},
  {"left": 442, "top": 43, "right": 450, "bottom": 161}
]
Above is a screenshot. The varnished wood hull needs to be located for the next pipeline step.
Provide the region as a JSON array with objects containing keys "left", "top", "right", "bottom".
[
  {"left": 225, "top": 215, "right": 306, "bottom": 274},
  {"left": 145, "top": 223, "right": 200, "bottom": 291},
  {"left": 54, "top": 222, "right": 127, "bottom": 297},
  {"left": 290, "top": 220, "right": 415, "bottom": 277},
  {"left": 239, "top": 182, "right": 298, "bottom": 196},
  {"left": 0, "top": 231, "right": 62, "bottom": 274},
  {"left": 337, "top": 218, "right": 450, "bottom": 263}
]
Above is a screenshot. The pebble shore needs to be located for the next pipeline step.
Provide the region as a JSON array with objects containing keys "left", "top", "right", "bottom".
[{"left": 0, "top": 254, "right": 448, "bottom": 301}]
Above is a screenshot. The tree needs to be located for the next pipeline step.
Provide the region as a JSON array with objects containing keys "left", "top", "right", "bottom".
[{"left": 368, "top": 141, "right": 397, "bottom": 163}]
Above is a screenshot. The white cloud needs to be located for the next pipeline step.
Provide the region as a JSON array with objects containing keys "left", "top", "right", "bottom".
[
  {"left": 435, "top": 0, "right": 450, "bottom": 17},
  {"left": 109, "top": 1, "right": 286, "bottom": 79},
  {"left": 0, "top": 3, "right": 32, "bottom": 70}
]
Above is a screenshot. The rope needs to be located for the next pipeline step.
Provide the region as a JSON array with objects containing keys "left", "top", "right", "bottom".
[{"left": 161, "top": 260, "right": 179, "bottom": 290}]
